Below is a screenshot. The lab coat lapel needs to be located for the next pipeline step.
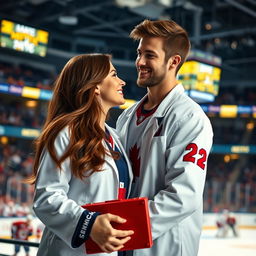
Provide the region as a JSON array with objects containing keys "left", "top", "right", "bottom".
[
  {"left": 105, "top": 124, "right": 134, "bottom": 195},
  {"left": 141, "top": 84, "right": 184, "bottom": 143},
  {"left": 103, "top": 141, "right": 119, "bottom": 181},
  {"left": 119, "top": 104, "right": 138, "bottom": 149}
]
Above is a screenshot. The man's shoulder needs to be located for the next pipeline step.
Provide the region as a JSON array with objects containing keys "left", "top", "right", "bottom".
[
  {"left": 164, "top": 92, "right": 209, "bottom": 124},
  {"left": 181, "top": 90, "right": 206, "bottom": 111}
]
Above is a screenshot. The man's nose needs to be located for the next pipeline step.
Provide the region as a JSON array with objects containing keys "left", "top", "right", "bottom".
[{"left": 136, "top": 56, "right": 146, "bottom": 66}]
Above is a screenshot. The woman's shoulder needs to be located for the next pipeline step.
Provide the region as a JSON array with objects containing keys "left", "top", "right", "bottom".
[{"left": 54, "top": 126, "right": 70, "bottom": 147}]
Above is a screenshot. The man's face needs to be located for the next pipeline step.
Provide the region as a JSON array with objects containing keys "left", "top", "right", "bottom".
[{"left": 135, "top": 37, "right": 168, "bottom": 88}]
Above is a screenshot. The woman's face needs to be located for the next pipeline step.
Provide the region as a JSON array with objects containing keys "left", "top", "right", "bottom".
[{"left": 96, "top": 62, "right": 126, "bottom": 110}]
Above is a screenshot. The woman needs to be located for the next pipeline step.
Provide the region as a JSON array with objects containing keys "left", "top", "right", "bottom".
[{"left": 28, "top": 54, "right": 134, "bottom": 256}]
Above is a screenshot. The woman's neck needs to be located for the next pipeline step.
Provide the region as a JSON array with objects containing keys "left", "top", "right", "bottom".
[{"left": 100, "top": 110, "right": 108, "bottom": 131}]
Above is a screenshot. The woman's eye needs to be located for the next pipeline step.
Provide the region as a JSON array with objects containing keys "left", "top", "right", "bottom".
[{"left": 113, "top": 72, "right": 117, "bottom": 77}]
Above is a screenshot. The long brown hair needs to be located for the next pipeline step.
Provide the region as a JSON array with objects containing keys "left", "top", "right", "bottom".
[
  {"left": 130, "top": 19, "right": 191, "bottom": 74},
  {"left": 27, "top": 53, "right": 113, "bottom": 184}
]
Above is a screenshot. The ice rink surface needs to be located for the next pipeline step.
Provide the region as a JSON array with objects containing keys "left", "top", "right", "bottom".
[
  {"left": 1, "top": 228, "right": 256, "bottom": 256},
  {"left": 198, "top": 228, "right": 256, "bottom": 256}
]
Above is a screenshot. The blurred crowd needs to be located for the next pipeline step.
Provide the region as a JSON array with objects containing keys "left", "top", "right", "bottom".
[
  {"left": 0, "top": 101, "right": 46, "bottom": 128},
  {"left": 211, "top": 118, "right": 256, "bottom": 144},
  {"left": 0, "top": 199, "right": 31, "bottom": 217},
  {"left": 214, "top": 87, "right": 256, "bottom": 105},
  {"left": 0, "top": 60, "right": 55, "bottom": 90},
  {"left": 204, "top": 156, "right": 256, "bottom": 212},
  {"left": 0, "top": 143, "right": 34, "bottom": 217}
]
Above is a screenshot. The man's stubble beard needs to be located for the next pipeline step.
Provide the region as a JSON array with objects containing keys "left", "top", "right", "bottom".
[{"left": 137, "top": 63, "right": 167, "bottom": 88}]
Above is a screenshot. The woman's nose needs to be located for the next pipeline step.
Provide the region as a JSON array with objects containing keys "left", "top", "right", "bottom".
[{"left": 120, "top": 78, "right": 126, "bottom": 86}]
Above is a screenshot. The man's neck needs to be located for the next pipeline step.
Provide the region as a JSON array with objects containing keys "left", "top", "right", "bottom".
[{"left": 144, "top": 79, "right": 178, "bottom": 110}]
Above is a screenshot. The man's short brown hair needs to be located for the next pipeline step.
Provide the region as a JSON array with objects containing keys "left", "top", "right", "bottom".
[{"left": 130, "top": 19, "right": 191, "bottom": 73}]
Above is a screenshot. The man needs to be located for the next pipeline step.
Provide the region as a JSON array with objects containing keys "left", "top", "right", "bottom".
[
  {"left": 116, "top": 19, "right": 213, "bottom": 256},
  {"left": 215, "top": 209, "right": 227, "bottom": 238},
  {"left": 226, "top": 211, "right": 238, "bottom": 237},
  {"left": 11, "top": 214, "right": 33, "bottom": 256}
]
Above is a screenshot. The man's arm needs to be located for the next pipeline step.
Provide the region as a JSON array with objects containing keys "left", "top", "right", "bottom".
[{"left": 149, "top": 112, "right": 213, "bottom": 239}]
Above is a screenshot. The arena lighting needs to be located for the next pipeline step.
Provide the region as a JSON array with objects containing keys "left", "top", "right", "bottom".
[
  {"left": 115, "top": 0, "right": 174, "bottom": 7},
  {"left": 25, "top": 100, "right": 37, "bottom": 108},
  {"left": 0, "top": 136, "right": 8, "bottom": 145},
  {"left": 204, "top": 20, "right": 221, "bottom": 30},
  {"left": 231, "top": 41, "right": 238, "bottom": 50},
  {"left": 246, "top": 122, "right": 254, "bottom": 130},
  {"left": 231, "top": 146, "right": 250, "bottom": 154},
  {"left": 224, "top": 155, "right": 231, "bottom": 163},
  {"left": 115, "top": 0, "right": 174, "bottom": 18},
  {"left": 115, "top": 0, "right": 148, "bottom": 8},
  {"left": 230, "top": 154, "right": 239, "bottom": 160},
  {"left": 58, "top": 15, "right": 78, "bottom": 25},
  {"left": 205, "top": 23, "right": 212, "bottom": 30}
]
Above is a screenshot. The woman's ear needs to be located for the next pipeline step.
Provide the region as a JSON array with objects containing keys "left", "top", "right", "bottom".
[
  {"left": 94, "top": 85, "right": 101, "bottom": 95},
  {"left": 169, "top": 55, "right": 181, "bottom": 70}
]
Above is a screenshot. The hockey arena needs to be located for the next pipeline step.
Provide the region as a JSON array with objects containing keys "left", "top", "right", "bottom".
[{"left": 0, "top": 0, "right": 256, "bottom": 255}]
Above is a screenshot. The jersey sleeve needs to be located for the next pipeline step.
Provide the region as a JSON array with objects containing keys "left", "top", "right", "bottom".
[{"left": 149, "top": 112, "right": 213, "bottom": 239}]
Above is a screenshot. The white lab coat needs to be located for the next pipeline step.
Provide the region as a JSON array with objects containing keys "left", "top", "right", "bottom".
[
  {"left": 116, "top": 84, "right": 213, "bottom": 256},
  {"left": 33, "top": 124, "right": 133, "bottom": 256}
]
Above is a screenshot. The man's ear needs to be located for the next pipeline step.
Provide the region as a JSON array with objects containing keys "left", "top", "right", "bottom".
[
  {"left": 169, "top": 55, "right": 181, "bottom": 70},
  {"left": 95, "top": 85, "right": 101, "bottom": 95}
]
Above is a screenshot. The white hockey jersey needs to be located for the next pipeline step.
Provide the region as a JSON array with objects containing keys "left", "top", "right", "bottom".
[{"left": 116, "top": 84, "right": 213, "bottom": 256}]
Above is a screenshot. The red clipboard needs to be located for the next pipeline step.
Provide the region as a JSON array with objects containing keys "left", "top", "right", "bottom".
[{"left": 82, "top": 197, "right": 153, "bottom": 254}]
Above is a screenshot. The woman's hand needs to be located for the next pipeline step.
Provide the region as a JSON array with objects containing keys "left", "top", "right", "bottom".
[{"left": 90, "top": 213, "right": 134, "bottom": 253}]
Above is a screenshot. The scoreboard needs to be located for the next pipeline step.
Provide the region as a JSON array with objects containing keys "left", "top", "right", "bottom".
[
  {"left": 0, "top": 19, "right": 49, "bottom": 57},
  {"left": 178, "top": 50, "right": 222, "bottom": 103}
]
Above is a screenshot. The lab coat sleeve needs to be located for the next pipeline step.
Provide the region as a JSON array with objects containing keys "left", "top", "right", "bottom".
[
  {"left": 149, "top": 112, "right": 213, "bottom": 239},
  {"left": 33, "top": 129, "right": 87, "bottom": 248}
]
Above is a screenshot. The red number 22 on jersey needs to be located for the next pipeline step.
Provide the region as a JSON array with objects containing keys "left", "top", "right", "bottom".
[{"left": 183, "top": 143, "right": 207, "bottom": 170}]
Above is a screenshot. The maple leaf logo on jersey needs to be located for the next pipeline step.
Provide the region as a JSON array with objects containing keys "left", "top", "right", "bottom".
[{"left": 129, "top": 144, "right": 141, "bottom": 181}]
